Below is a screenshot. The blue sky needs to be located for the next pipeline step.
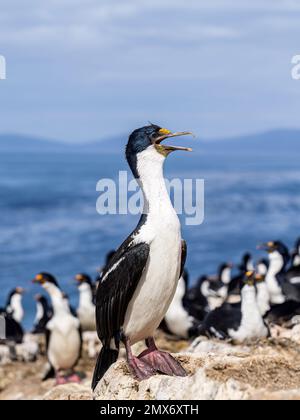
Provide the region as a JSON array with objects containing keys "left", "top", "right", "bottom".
[{"left": 0, "top": 0, "right": 300, "bottom": 142}]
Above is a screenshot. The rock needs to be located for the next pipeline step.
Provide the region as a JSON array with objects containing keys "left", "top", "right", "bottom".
[
  {"left": 2, "top": 331, "right": 300, "bottom": 400},
  {"left": 94, "top": 337, "right": 300, "bottom": 400},
  {"left": 42, "top": 382, "right": 92, "bottom": 400}
]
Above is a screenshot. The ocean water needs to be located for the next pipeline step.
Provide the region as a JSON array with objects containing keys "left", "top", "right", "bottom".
[{"left": 0, "top": 151, "right": 299, "bottom": 329}]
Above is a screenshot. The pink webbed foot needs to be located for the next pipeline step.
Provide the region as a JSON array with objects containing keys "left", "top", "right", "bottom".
[
  {"left": 128, "top": 356, "right": 156, "bottom": 381},
  {"left": 138, "top": 338, "right": 187, "bottom": 377},
  {"left": 55, "top": 375, "right": 68, "bottom": 386},
  {"left": 124, "top": 336, "right": 155, "bottom": 381},
  {"left": 66, "top": 373, "right": 82, "bottom": 383}
]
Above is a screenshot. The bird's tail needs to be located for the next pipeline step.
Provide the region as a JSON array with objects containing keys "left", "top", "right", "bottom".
[{"left": 91, "top": 344, "right": 119, "bottom": 391}]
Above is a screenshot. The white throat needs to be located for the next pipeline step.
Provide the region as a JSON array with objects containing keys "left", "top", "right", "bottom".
[
  {"left": 266, "top": 251, "right": 285, "bottom": 304},
  {"left": 9, "top": 294, "right": 24, "bottom": 323},
  {"left": 42, "top": 283, "right": 70, "bottom": 316},
  {"left": 293, "top": 255, "right": 300, "bottom": 267},
  {"left": 229, "top": 285, "right": 268, "bottom": 341},
  {"left": 78, "top": 283, "right": 94, "bottom": 309},
  {"left": 221, "top": 268, "right": 231, "bottom": 285},
  {"left": 257, "top": 263, "right": 268, "bottom": 276},
  {"left": 137, "top": 147, "right": 174, "bottom": 218}
]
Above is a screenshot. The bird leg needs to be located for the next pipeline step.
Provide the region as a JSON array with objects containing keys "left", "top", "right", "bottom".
[
  {"left": 124, "top": 337, "right": 155, "bottom": 381},
  {"left": 66, "top": 372, "right": 82, "bottom": 383},
  {"left": 138, "top": 337, "right": 187, "bottom": 377},
  {"left": 55, "top": 372, "right": 69, "bottom": 386}
]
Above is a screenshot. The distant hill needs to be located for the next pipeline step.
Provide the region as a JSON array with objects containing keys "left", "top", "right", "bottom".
[
  {"left": 201, "top": 129, "right": 300, "bottom": 156},
  {"left": 0, "top": 129, "right": 299, "bottom": 156}
]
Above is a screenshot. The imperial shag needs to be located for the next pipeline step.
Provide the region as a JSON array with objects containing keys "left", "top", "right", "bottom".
[
  {"left": 92, "top": 125, "right": 193, "bottom": 390},
  {"left": 199, "top": 271, "right": 269, "bottom": 342},
  {"left": 75, "top": 273, "right": 96, "bottom": 331},
  {"left": 33, "top": 273, "right": 82, "bottom": 384},
  {"left": 6, "top": 287, "right": 25, "bottom": 324},
  {"left": 161, "top": 270, "right": 200, "bottom": 339},
  {"left": 32, "top": 294, "right": 53, "bottom": 335}
]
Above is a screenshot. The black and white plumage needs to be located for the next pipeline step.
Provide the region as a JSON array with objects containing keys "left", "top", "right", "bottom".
[
  {"left": 0, "top": 288, "right": 25, "bottom": 344},
  {"left": 255, "top": 259, "right": 271, "bottom": 316},
  {"left": 0, "top": 307, "right": 24, "bottom": 345},
  {"left": 199, "top": 272, "right": 269, "bottom": 342},
  {"left": 96, "top": 250, "right": 116, "bottom": 286},
  {"left": 92, "top": 125, "right": 193, "bottom": 390},
  {"left": 33, "top": 273, "right": 82, "bottom": 384},
  {"left": 6, "top": 287, "right": 25, "bottom": 324},
  {"left": 205, "top": 263, "right": 233, "bottom": 309},
  {"left": 259, "top": 241, "right": 300, "bottom": 324},
  {"left": 284, "top": 238, "right": 300, "bottom": 291},
  {"left": 258, "top": 241, "right": 290, "bottom": 305},
  {"left": 32, "top": 295, "right": 53, "bottom": 335},
  {"left": 161, "top": 270, "right": 200, "bottom": 339},
  {"left": 228, "top": 253, "right": 254, "bottom": 297},
  {"left": 76, "top": 274, "right": 96, "bottom": 331},
  {"left": 184, "top": 276, "right": 210, "bottom": 321}
]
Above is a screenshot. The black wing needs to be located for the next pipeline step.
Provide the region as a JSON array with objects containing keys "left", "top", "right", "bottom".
[
  {"left": 96, "top": 242, "right": 150, "bottom": 343},
  {"left": 180, "top": 240, "right": 187, "bottom": 279}
]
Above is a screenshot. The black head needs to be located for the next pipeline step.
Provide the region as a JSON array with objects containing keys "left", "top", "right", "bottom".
[
  {"left": 34, "top": 294, "right": 49, "bottom": 306},
  {"left": 258, "top": 241, "right": 290, "bottom": 262},
  {"left": 126, "top": 124, "right": 193, "bottom": 178},
  {"left": 238, "top": 253, "right": 252, "bottom": 271},
  {"left": 295, "top": 238, "right": 300, "bottom": 253},
  {"left": 33, "top": 272, "right": 60, "bottom": 288},
  {"left": 75, "top": 273, "right": 94, "bottom": 288}
]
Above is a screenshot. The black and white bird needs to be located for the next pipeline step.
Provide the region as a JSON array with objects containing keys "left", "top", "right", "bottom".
[
  {"left": 228, "top": 253, "right": 254, "bottom": 297},
  {"left": 6, "top": 287, "right": 25, "bottom": 324},
  {"left": 75, "top": 274, "right": 96, "bottom": 331},
  {"left": 199, "top": 271, "right": 269, "bottom": 342},
  {"left": 285, "top": 238, "right": 300, "bottom": 288},
  {"left": 258, "top": 241, "right": 300, "bottom": 324},
  {"left": 92, "top": 125, "right": 193, "bottom": 390},
  {"left": 258, "top": 241, "right": 290, "bottom": 305},
  {"left": 33, "top": 273, "right": 82, "bottom": 384},
  {"left": 206, "top": 263, "right": 233, "bottom": 309},
  {"left": 255, "top": 259, "right": 270, "bottom": 316},
  {"left": 32, "top": 294, "right": 53, "bottom": 335},
  {"left": 0, "top": 306, "right": 24, "bottom": 344},
  {"left": 96, "top": 250, "right": 116, "bottom": 287},
  {"left": 161, "top": 270, "right": 200, "bottom": 339},
  {"left": 184, "top": 276, "right": 210, "bottom": 321}
]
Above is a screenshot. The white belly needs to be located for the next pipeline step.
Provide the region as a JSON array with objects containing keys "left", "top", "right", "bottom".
[
  {"left": 78, "top": 307, "right": 96, "bottom": 331},
  {"left": 229, "top": 287, "right": 268, "bottom": 342},
  {"left": 165, "top": 277, "right": 193, "bottom": 339},
  {"left": 47, "top": 315, "right": 81, "bottom": 371},
  {"left": 266, "top": 274, "right": 285, "bottom": 304},
  {"left": 123, "top": 222, "right": 182, "bottom": 344}
]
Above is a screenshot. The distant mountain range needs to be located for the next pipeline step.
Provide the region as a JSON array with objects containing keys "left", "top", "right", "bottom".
[{"left": 0, "top": 129, "right": 299, "bottom": 156}]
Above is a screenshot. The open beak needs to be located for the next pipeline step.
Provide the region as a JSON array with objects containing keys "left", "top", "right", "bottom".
[
  {"left": 32, "top": 274, "right": 45, "bottom": 285},
  {"left": 154, "top": 129, "right": 194, "bottom": 153},
  {"left": 257, "top": 242, "right": 275, "bottom": 253}
]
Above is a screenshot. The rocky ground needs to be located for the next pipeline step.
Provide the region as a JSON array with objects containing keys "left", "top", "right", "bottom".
[{"left": 1, "top": 327, "right": 300, "bottom": 400}]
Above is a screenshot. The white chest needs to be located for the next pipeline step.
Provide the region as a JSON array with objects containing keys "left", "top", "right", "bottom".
[
  {"left": 256, "top": 283, "right": 271, "bottom": 316},
  {"left": 165, "top": 277, "right": 193, "bottom": 339},
  {"left": 229, "top": 287, "right": 268, "bottom": 342},
  {"left": 124, "top": 212, "right": 182, "bottom": 344}
]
